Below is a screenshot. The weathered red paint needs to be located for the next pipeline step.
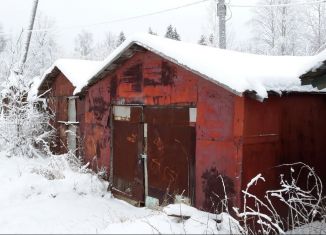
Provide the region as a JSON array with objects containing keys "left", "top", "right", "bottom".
[
  {"left": 79, "top": 77, "right": 111, "bottom": 175},
  {"left": 113, "top": 119, "right": 144, "bottom": 202},
  {"left": 46, "top": 73, "right": 74, "bottom": 154},
  {"left": 242, "top": 93, "right": 326, "bottom": 217},
  {"left": 78, "top": 50, "right": 242, "bottom": 211},
  {"left": 41, "top": 48, "right": 326, "bottom": 215},
  {"left": 145, "top": 106, "right": 196, "bottom": 204}
]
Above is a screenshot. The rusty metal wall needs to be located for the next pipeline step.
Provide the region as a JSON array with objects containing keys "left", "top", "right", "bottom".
[
  {"left": 195, "top": 79, "right": 241, "bottom": 213},
  {"left": 112, "top": 107, "right": 144, "bottom": 202},
  {"left": 79, "top": 50, "right": 242, "bottom": 211},
  {"left": 80, "top": 77, "right": 111, "bottom": 175},
  {"left": 45, "top": 50, "right": 326, "bottom": 216},
  {"left": 242, "top": 93, "right": 326, "bottom": 217},
  {"left": 242, "top": 96, "right": 282, "bottom": 202},
  {"left": 111, "top": 105, "right": 196, "bottom": 205},
  {"left": 280, "top": 94, "right": 326, "bottom": 185},
  {"left": 144, "top": 106, "right": 196, "bottom": 204},
  {"left": 46, "top": 73, "right": 75, "bottom": 154}
]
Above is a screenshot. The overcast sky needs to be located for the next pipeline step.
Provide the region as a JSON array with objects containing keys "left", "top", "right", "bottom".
[{"left": 0, "top": 0, "right": 258, "bottom": 54}]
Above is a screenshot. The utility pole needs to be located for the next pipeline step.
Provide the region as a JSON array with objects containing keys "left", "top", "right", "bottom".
[
  {"left": 17, "top": 0, "right": 39, "bottom": 74},
  {"left": 217, "top": 0, "right": 226, "bottom": 49}
]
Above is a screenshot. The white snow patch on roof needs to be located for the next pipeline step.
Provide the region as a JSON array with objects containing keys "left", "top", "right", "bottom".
[
  {"left": 301, "top": 49, "right": 326, "bottom": 74},
  {"left": 75, "top": 34, "right": 326, "bottom": 99},
  {"left": 39, "top": 59, "right": 102, "bottom": 92}
]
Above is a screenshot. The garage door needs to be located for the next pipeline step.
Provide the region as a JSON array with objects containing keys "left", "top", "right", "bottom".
[{"left": 112, "top": 105, "right": 196, "bottom": 205}]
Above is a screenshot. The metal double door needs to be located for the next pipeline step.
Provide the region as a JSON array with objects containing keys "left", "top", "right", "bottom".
[{"left": 112, "top": 105, "right": 195, "bottom": 205}]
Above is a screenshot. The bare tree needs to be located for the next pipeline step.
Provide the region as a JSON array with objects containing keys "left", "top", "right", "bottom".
[
  {"left": 0, "top": 13, "right": 60, "bottom": 83},
  {"left": 302, "top": 2, "right": 326, "bottom": 54},
  {"left": 251, "top": 0, "right": 303, "bottom": 55},
  {"left": 0, "top": 24, "right": 6, "bottom": 53},
  {"left": 0, "top": 72, "right": 54, "bottom": 157},
  {"left": 25, "top": 13, "right": 60, "bottom": 78},
  {"left": 74, "top": 30, "right": 94, "bottom": 59},
  {"left": 92, "top": 32, "right": 118, "bottom": 60}
]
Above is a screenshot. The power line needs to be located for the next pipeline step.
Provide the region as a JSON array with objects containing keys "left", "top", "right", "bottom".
[
  {"left": 1, "top": 0, "right": 325, "bottom": 37},
  {"left": 228, "top": 0, "right": 326, "bottom": 8},
  {"left": 0, "top": 0, "right": 210, "bottom": 36}
]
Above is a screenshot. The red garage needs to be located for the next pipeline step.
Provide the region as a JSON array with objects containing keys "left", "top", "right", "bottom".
[
  {"left": 37, "top": 59, "right": 101, "bottom": 155},
  {"left": 39, "top": 34, "right": 326, "bottom": 213}
]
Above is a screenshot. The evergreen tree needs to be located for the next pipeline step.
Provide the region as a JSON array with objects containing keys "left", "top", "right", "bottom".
[
  {"left": 173, "top": 28, "right": 180, "bottom": 41},
  {"left": 116, "top": 31, "right": 126, "bottom": 47},
  {"left": 165, "top": 24, "right": 181, "bottom": 41},
  {"left": 165, "top": 25, "right": 174, "bottom": 39}
]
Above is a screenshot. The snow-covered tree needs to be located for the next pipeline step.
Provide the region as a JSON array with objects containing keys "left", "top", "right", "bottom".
[
  {"left": 92, "top": 32, "right": 118, "bottom": 60},
  {"left": 0, "top": 13, "right": 57, "bottom": 157},
  {"left": 0, "top": 24, "right": 6, "bottom": 53},
  {"left": 116, "top": 31, "right": 126, "bottom": 47},
  {"left": 24, "top": 13, "right": 60, "bottom": 78},
  {"left": 0, "top": 13, "right": 60, "bottom": 82},
  {"left": 165, "top": 25, "right": 174, "bottom": 39},
  {"left": 302, "top": 2, "right": 326, "bottom": 54},
  {"left": 0, "top": 72, "right": 54, "bottom": 157},
  {"left": 173, "top": 28, "right": 180, "bottom": 41},
  {"left": 165, "top": 24, "right": 181, "bottom": 41},
  {"left": 74, "top": 30, "right": 94, "bottom": 59},
  {"left": 251, "top": 0, "right": 303, "bottom": 55}
]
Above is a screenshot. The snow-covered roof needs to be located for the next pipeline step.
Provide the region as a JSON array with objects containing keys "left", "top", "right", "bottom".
[
  {"left": 38, "top": 59, "right": 102, "bottom": 94},
  {"left": 74, "top": 34, "right": 326, "bottom": 99},
  {"left": 301, "top": 49, "right": 326, "bottom": 74},
  {"left": 299, "top": 49, "right": 326, "bottom": 89}
]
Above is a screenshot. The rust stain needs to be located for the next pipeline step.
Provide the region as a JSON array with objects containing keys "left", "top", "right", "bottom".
[
  {"left": 161, "top": 61, "right": 176, "bottom": 86},
  {"left": 121, "top": 64, "right": 142, "bottom": 92},
  {"left": 150, "top": 158, "right": 161, "bottom": 172},
  {"left": 110, "top": 75, "right": 118, "bottom": 99},
  {"left": 153, "top": 136, "right": 164, "bottom": 154},
  {"left": 89, "top": 96, "right": 109, "bottom": 121},
  {"left": 127, "top": 133, "right": 137, "bottom": 143},
  {"left": 164, "top": 166, "right": 178, "bottom": 184}
]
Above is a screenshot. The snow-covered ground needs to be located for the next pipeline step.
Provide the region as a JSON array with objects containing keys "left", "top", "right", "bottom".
[
  {"left": 0, "top": 151, "right": 241, "bottom": 234},
  {"left": 286, "top": 221, "right": 326, "bottom": 235}
]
